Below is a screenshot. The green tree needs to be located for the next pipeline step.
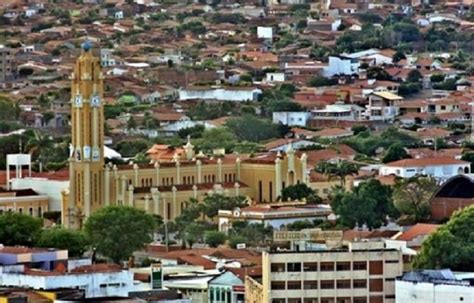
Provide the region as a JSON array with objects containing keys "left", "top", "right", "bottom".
[
  {"left": 407, "top": 69, "right": 423, "bottom": 83},
  {"left": 36, "top": 227, "right": 88, "bottom": 257},
  {"left": 27, "top": 130, "right": 54, "bottom": 173},
  {"left": 84, "top": 206, "right": 156, "bottom": 263},
  {"left": 393, "top": 177, "right": 437, "bottom": 222},
  {"left": 281, "top": 183, "right": 321, "bottom": 203},
  {"left": 382, "top": 143, "right": 409, "bottom": 163},
  {"left": 331, "top": 179, "right": 397, "bottom": 229},
  {"left": 225, "top": 115, "right": 279, "bottom": 142},
  {"left": 0, "top": 213, "right": 42, "bottom": 246},
  {"left": 127, "top": 117, "right": 137, "bottom": 130},
  {"left": 195, "top": 128, "right": 237, "bottom": 152},
  {"left": 174, "top": 199, "right": 204, "bottom": 248},
  {"left": 315, "top": 160, "right": 359, "bottom": 187},
  {"left": 414, "top": 205, "right": 474, "bottom": 271},
  {"left": 204, "top": 231, "right": 227, "bottom": 247},
  {"left": 392, "top": 50, "right": 406, "bottom": 63},
  {"left": 228, "top": 235, "right": 247, "bottom": 248}
]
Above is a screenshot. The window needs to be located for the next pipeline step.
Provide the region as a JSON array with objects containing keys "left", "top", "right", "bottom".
[
  {"left": 320, "top": 262, "right": 334, "bottom": 271},
  {"left": 272, "top": 300, "right": 285, "bottom": 303},
  {"left": 353, "top": 261, "right": 367, "bottom": 270},
  {"left": 271, "top": 281, "right": 285, "bottom": 290},
  {"left": 287, "top": 262, "right": 301, "bottom": 272},
  {"left": 336, "top": 299, "right": 350, "bottom": 303},
  {"left": 303, "top": 280, "right": 318, "bottom": 289},
  {"left": 304, "top": 299, "right": 318, "bottom": 303},
  {"left": 320, "top": 280, "right": 334, "bottom": 289},
  {"left": 287, "top": 281, "right": 301, "bottom": 290},
  {"left": 336, "top": 262, "right": 351, "bottom": 271},
  {"left": 353, "top": 280, "right": 367, "bottom": 288},
  {"left": 303, "top": 262, "right": 318, "bottom": 271},
  {"left": 288, "top": 299, "right": 302, "bottom": 303},
  {"left": 336, "top": 280, "right": 351, "bottom": 289},
  {"left": 369, "top": 261, "right": 383, "bottom": 275},
  {"left": 369, "top": 279, "right": 384, "bottom": 292},
  {"left": 321, "top": 299, "right": 335, "bottom": 303},
  {"left": 354, "top": 298, "right": 367, "bottom": 303},
  {"left": 271, "top": 263, "right": 285, "bottom": 273},
  {"left": 385, "top": 259, "right": 399, "bottom": 263}
]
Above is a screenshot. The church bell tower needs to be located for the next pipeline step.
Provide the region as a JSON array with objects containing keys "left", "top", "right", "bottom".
[{"left": 68, "top": 42, "right": 105, "bottom": 228}]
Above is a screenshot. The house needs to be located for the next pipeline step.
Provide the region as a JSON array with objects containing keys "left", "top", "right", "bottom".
[
  {"left": 312, "top": 103, "right": 364, "bottom": 121},
  {"left": 264, "top": 138, "right": 316, "bottom": 152},
  {"left": 379, "top": 157, "right": 470, "bottom": 180},
  {"left": 403, "top": 128, "right": 451, "bottom": 145},
  {"left": 394, "top": 223, "right": 439, "bottom": 249},
  {"left": 178, "top": 87, "right": 262, "bottom": 102},
  {"left": 208, "top": 271, "right": 245, "bottom": 303},
  {"left": 100, "top": 49, "right": 116, "bottom": 67},
  {"left": 343, "top": 49, "right": 394, "bottom": 66},
  {"left": 272, "top": 112, "right": 311, "bottom": 126},
  {"left": 307, "top": 18, "right": 342, "bottom": 32},
  {"left": 365, "top": 91, "right": 403, "bottom": 121},
  {"left": 265, "top": 72, "right": 285, "bottom": 83},
  {"left": 0, "top": 247, "right": 135, "bottom": 298},
  {"left": 218, "top": 204, "right": 332, "bottom": 230},
  {"left": 323, "top": 56, "right": 359, "bottom": 77}
]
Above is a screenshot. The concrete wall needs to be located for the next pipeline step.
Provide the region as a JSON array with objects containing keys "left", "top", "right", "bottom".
[{"left": 395, "top": 280, "right": 474, "bottom": 303}]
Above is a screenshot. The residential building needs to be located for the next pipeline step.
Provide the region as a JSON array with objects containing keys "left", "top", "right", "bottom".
[
  {"left": 256, "top": 240, "right": 403, "bottom": 303},
  {"left": 178, "top": 87, "right": 262, "bottom": 102},
  {"left": 379, "top": 158, "right": 470, "bottom": 180},
  {"left": 312, "top": 103, "right": 364, "bottom": 121},
  {"left": 272, "top": 112, "right": 311, "bottom": 126},
  {"left": 0, "top": 46, "right": 14, "bottom": 83},
  {"left": 0, "top": 247, "right": 135, "bottom": 298},
  {"left": 218, "top": 204, "right": 332, "bottom": 231},
  {"left": 396, "top": 269, "right": 474, "bottom": 303},
  {"left": 0, "top": 188, "right": 49, "bottom": 217},
  {"left": 323, "top": 56, "right": 359, "bottom": 77},
  {"left": 365, "top": 92, "right": 403, "bottom": 121},
  {"left": 100, "top": 49, "right": 116, "bottom": 67},
  {"left": 208, "top": 271, "right": 245, "bottom": 303}
]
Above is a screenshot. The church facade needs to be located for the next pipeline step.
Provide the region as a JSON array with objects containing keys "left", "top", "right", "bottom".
[{"left": 62, "top": 47, "right": 308, "bottom": 228}]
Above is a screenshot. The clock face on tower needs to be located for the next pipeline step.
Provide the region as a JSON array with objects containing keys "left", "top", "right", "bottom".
[
  {"left": 74, "top": 94, "right": 83, "bottom": 107},
  {"left": 91, "top": 95, "right": 100, "bottom": 107}
]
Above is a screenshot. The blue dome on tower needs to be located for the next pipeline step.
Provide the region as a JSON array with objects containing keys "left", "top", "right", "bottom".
[{"left": 82, "top": 40, "right": 92, "bottom": 52}]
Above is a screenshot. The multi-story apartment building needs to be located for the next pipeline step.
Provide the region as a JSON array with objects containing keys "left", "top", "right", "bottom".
[
  {"left": 249, "top": 241, "right": 403, "bottom": 303},
  {"left": 0, "top": 46, "right": 14, "bottom": 83}
]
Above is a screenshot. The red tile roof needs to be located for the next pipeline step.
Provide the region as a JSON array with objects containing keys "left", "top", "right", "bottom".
[
  {"left": 384, "top": 157, "right": 468, "bottom": 167},
  {"left": 397, "top": 223, "right": 440, "bottom": 241}
]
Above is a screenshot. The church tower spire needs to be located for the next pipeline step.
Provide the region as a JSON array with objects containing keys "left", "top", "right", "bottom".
[{"left": 68, "top": 41, "right": 105, "bottom": 228}]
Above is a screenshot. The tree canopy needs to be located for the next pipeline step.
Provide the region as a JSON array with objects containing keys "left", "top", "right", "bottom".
[
  {"left": 84, "top": 206, "right": 156, "bottom": 263},
  {"left": 393, "top": 177, "right": 437, "bottom": 222},
  {"left": 331, "top": 179, "right": 397, "bottom": 229},
  {"left": 36, "top": 227, "right": 88, "bottom": 257},
  {"left": 0, "top": 213, "right": 42, "bottom": 246},
  {"left": 414, "top": 205, "right": 474, "bottom": 271},
  {"left": 315, "top": 160, "right": 359, "bottom": 187},
  {"left": 281, "top": 183, "right": 322, "bottom": 203},
  {"left": 382, "top": 143, "right": 409, "bottom": 163},
  {"left": 225, "top": 115, "right": 279, "bottom": 142}
]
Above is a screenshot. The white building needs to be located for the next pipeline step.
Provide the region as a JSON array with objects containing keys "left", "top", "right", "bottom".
[
  {"left": 379, "top": 158, "right": 470, "bottom": 180},
  {"left": 365, "top": 91, "right": 403, "bottom": 121},
  {"left": 257, "top": 27, "right": 273, "bottom": 40},
  {"left": 312, "top": 103, "right": 364, "bottom": 121},
  {"left": 272, "top": 112, "right": 311, "bottom": 126},
  {"left": 100, "top": 49, "right": 116, "bottom": 67},
  {"left": 178, "top": 87, "right": 262, "bottom": 102},
  {"left": 265, "top": 72, "right": 285, "bottom": 83},
  {"left": 396, "top": 269, "right": 474, "bottom": 303},
  {"left": 323, "top": 56, "right": 359, "bottom": 77}
]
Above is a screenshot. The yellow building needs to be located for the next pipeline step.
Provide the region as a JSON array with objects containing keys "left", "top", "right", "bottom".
[
  {"left": 0, "top": 189, "right": 49, "bottom": 216},
  {"left": 63, "top": 45, "right": 309, "bottom": 228}
]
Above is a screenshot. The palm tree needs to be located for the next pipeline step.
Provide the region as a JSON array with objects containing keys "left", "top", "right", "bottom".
[
  {"left": 315, "top": 160, "right": 359, "bottom": 187},
  {"left": 27, "top": 131, "right": 54, "bottom": 173}
]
